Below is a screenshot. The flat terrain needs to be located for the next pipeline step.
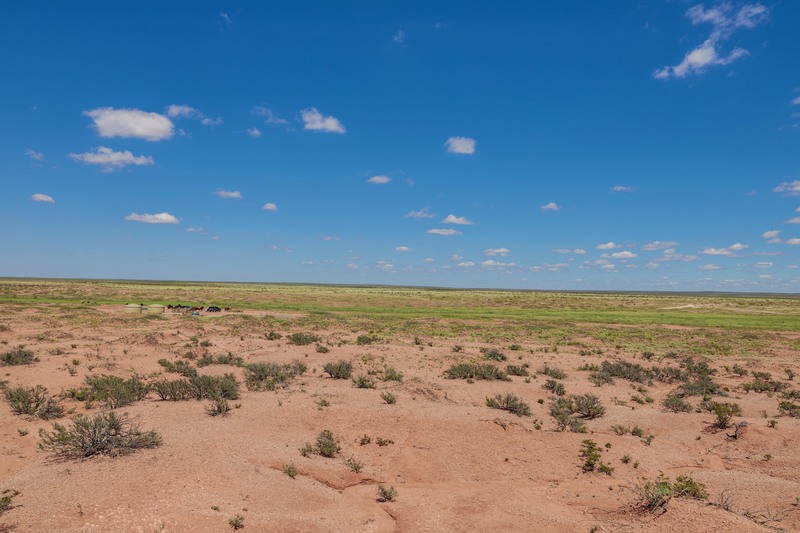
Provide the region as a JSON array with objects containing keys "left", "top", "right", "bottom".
[{"left": 0, "top": 279, "right": 799, "bottom": 532}]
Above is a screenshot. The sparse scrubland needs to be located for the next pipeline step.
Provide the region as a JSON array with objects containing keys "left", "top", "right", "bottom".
[{"left": 0, "top": 278, "right": 799, "bottom": 531}]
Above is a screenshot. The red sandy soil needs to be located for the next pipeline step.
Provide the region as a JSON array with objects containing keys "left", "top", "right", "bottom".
[{"left": 0, "top": 305, "right": 798, "bottom": 532}]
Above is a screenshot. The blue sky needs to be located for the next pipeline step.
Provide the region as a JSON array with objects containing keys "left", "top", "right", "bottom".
[{"left": 2, "top": 1, "right": 800, "bottom": 291}]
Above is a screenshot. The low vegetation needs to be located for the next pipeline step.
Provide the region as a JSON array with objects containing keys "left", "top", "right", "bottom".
[
  {"left": 444, "top": 363, "right": 510, "bottom": 381},
  {"left": 4, "top": 385, "right": 64, "bottom": 419},
  {"left": 486, "top": 393, "right": 531, "bottom": 417}
]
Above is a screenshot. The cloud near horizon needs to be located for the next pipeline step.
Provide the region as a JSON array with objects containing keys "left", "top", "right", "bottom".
[
  {"left": 124, "top": 212, "right": 179, "bottom": 224},
  {"left": 84, "top": 107, "right": 174, "bottom": 141}
]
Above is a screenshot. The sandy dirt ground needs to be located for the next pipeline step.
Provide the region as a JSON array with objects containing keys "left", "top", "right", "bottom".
[{"left": 0, "top": 304, "right": 799, "bottom": 532}]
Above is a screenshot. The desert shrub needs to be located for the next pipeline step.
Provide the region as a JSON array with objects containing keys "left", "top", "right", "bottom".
[
  {"left": 205, "top": 395, "right": 231, "bottom": 417},
  {"left": 678, "top": 377, "right": 722, "bottom": 397},
  {"left": 356, "top": 334, "right": 379, "bottom": 346},
  {"left": 229, "top": 514, "right": 245, "bottom": 530},
  {"left": 506, "top": 364, "right": 529, "bottom": 377},
  {"left": 39, "top": 411, "right": 161, "bottom": 459},
  {"left": 381, "top": 391, "right": 397, "bottom": 405},
  {"left": 550, "top": 398, "right": 586, "bottom": 433},
  {"left": 571, "top": 394, "right": 605, "bottom": 419},
  {"left": 633, "top": 474, "right": 707, "bottom": 512},
  {"left": 580, "top": 440, "right": 612, "bottom": 474},
  {"left": 486, "top": 393, "right": 531, "bottom": 417},
  {"left": 265, "top": 331, "right": 282, "bottom": 340},
  {"left": 539, "top": 364, "right": 566, "bottom": 380},
  {"left": 283, "top": 463, "right": 298, "bottom": 478},
  {"left": 323, "top": 360, "right": 353, "bottom": 379},
  {"left": 197, "top": 353, "right": 244, "bottom": 368},
  {"left": 381, "top": 367, "right": 404, "bottom": 382},
  {"left": 741, "top": 378, "right": 787, "bottom": 394},
  {"left": 779, "top": 401, "right": 800, "bottom": 417},
  {"left": 5, "top": 385, "right": 64, "bottom": 419},
  {"left": 0, "top": 489, "right": 20, "bottom": 516},
  {"left": 244, "top": 361, "right": 305, "bottom": 391},
  {"left": 352, "top": 375, "right": 376, "bottom": 389},
  {"left": 315, "top": 345, "right": 329, "bottom": 353},
  {"left": 543, "top": 379, "right": 566, "bottom": 396},
  {"left": 151, "top": 379, "right": 193, "bottom": 401},
  {"left": 444, "top": 363, "right": 510, "bottom": 381},
  {"left": 588, "top": 371, "right": 614, "bottom": 387},
  {"left": 72, "top": 374, "right": 149, "bottom": 409},
  {"left": 480, "top": 348, "right": 507, "bottom": 362},
  {"left": 662, "top": 394, "right": 692, "bottom": 413},
  {"left": 158, "top": 359, "right": 198, "bottom": 378},
  {"left": 315, "top": 430, "right": 341, "bottom": 458},
  {"left": 598, "top": 360, "right": 649, "bottom": 383},
  {"left": 0, "top": 346, "right": 38, "bottom": 366},
  {"left": 732, "top": 364, "right": 749, "bottom": 377},
  {"left": 377, "top": 485, "right": 397, "bottom": 502},
  {"left": 710, "top": 402, "right": 741, "bottom": 429},
  {"left": 287, "top": 332, "right": 321, "bottom": 346},
  {"left": 188, "top": 374, "right": 239, "bottom": 400},
  {"left": 684, "top": 358, "right": 716, "bottom": 379},
  {"left": 752, "top": 371, "right": 771, "bottom": 380},
  {"left": 650, "top": 366, "right": 688, "bottom": 383}
]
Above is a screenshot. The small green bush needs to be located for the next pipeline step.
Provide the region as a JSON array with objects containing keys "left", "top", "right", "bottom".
[
  {"left": 151, "top": 379, "right": 193, "bottom": 401},
  {"left": 287, "top": 332, "right": 321, "bottom": 346},
  {"left": 0, "top": 346, "right": 38, "bottom": 366},
  {"left": 382, "top": 367, "right": 404, "bottom": 382},
  {"left": 678, "top": 377, "right": 722, "bottom": 397},
  {"left": 633, "top": 474, "right": 707, "bottom": 512},
  {"left": 352, "top": 375, "right": 376, "bottom": 389},
  {"left": 205, "top": 395, "right": 231, "bottom": 417},
  {"left": 266, "top": 331, "right": 282, "bottom": 340},
  {"left": 481, "top": 348, "right": 507, "bottom": 362},
  {"left": 188, "top": 374, "right": 240, "bottom": 400},
  {"left": 710, "top": 402, "right": 741, "bottom": 429},
  {"left": 444, "top": 363, "right": 510, "bottom": 381},
  {"left": 543, "top": 379, "right": 566, "bottom": 396},
  {"left": 0, "top": 489, "right": 20, "bottom": 516},
  {"left": 506, "top": 364, "right": 529, "bottom": 377},
  {"left": 571, "top": 394, "right": 605, "bottom": 419},
  {"left": 356, "top": 334, "right": 379, "bottom": 346},
  {"left": 39, "top": 411, "right": 161, "bottom": 459},
  {"left": 377, "top": 485, "right": 397, "bottom": 502},
  {"left": 662, "top": 394, "right": 692, "bottom": 413},
  {"left": 539, "top": 364, "right": 566, "bottom": 380},
  {"left": 283, "top": 463, "right": 298, "bottom": 478},
  {"left": 71, "top": 374, "right": 149, "bottom": 409},
  {"left": 244, "top": 361, "right": 305, "bottom": 391},
  {"left": 4, "top": 385, "right": 64, "bottom": 419},
  {"left": 381, "top": 391, "right": 397, "bottom": 405},
  {"left": 323, "top": 360, "right": 353, "bottom": 379},
  {"left": 315, "top": 430, "right": 341, "bottom": 458},
  {"left": 486, "top": 393, "right": 531, "bottom": 417}
]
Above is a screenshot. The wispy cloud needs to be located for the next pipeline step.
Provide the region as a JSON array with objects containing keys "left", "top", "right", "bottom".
[
  {"left": 367, "top": 175, "right": 391, "bottom": 184},
  {"left": 395, "top": 246, "right": 411, "bottom": 252},
  {"left": 31, "top": 193, "right": 55, "bottom": 204},
  {"left": 69, "top": 146, "right": 154, "bottom": 172},
  {"left": 774, "top": 180, "right": 800, "bottom": 196},
  {"left": 427, "top": 228, "right": 462, "bottom": 236},
  {"left": 220, "top": 12, "right": 232, "bottom": 26},
  {"left": 124, "top": 212, "right": 179, "bottom": 224},
  {"left": 442, "top": 214, "right": 474, "bottom": 225},
  {"left": 252, "top": 106, "right": 288, "bottom": 125},
  {"left": 186, "top": 227, "right": 206, "bottom": 233},
  {"left": 84, "top": 107, "right": 174, "bottom": 141},
  {"left": 262, "top": 202, "right": 278, "bottom": 211},
  {"left": 699, "top": 264, "right": 722, "bottom": 271},
  {"left": 300, "top": 107, "right": 346, "bottom": 133},
  {"left": 444, "top": 136, "right": 476, "bottom": 155},
  {"left": 458, "top": 261, "right": 475, "bottom": 267},
  {"left": 25, "top": 149, "right": 44, "bottom": 161},
  {"left": 642, "top": 240, "right": 678, "bottom": 251},
  {"left": 602, "top": 251, "right": 638, "bottom": 259},
  {"left": 540, "top": 202, "right": 560, "bottom": 212},
  {"left": 762, "top": 230, "right": 781, "bottom": 243},
  {"left": 596, "top": 242, "right": 621, "bottom": 250},
  {"left": 392, "top": 29, "right": 405, "bottom": 44},
  {"left": 166, "top": 104, "right": 222, "bottom": 126},
  {"left": 552, "top": 248, "right": 586, "bottom": 254},
  {"left": 404, "top": 207, "right": 436, "bottom": 219},
  {"left": 484, "top": 248, "right": 510, "bottom": 257},
  {"left": 611, "top": 185, "right": 637, "bottom": 193},
  {"left": 246, "top": 127, "right": 262, "bottom": 138},
  {"left": 480, "top": 260, "right": 517, "bottom": 268},
  {"left": 700, "top": 243, "right": 746, "bottom": 256},
  {"left": 654, "top": 3, "right": 768, "bottom": 80},
  {"left": 215, "top": 189, "right": 243, "bottom": 199}
]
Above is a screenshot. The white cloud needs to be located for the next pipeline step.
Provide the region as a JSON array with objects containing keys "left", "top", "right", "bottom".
[
  {"left": 480, "top": 260, "right": 517, "bottom": 268},
  {"left": 762, "top": 230, "right": 781, "bottom": 243},
  {"left": 25, "top": 149, "right": 44, "bottom": 161},
  {"left": 404, "top": 207, "right": 436, "bottom": 219},
  {"left": 84, "top": 107, "right": 174, "bottom": 141},
  {"left": 596, "top": 242, "right": 621, "bottom": 250},
  {"left": 376, "top": 260, "right": 395, "bottom": 270},
  {"left": 215, "top": 189, "right": 243, "bottom": 199},
  {"left": 442, "top": 214, "right": 474, "bottom": 225},
  {"left": 540, "top": 202, "right": 560, "bottom": 212},
  {"left": 553, "top": 248, "right": 586, "bottom": 254},
  {"left": 262, "top": 202, "right": 278, "bottom": 211},
  {"left": 246, "top": 127, "right": 262, "bottom": 138},
  {"left": 644, "top": 262, "right": 660, "bottom": 269},
  {"left": 69, "top": 146, "right": 154, "bottom": 171},
  {"left": 611, "top": 185, "right": 637, "bottom": 193},
  {"left": 252, "top": 106, "right": 288, "bottom": 125},
  {"left": 367, "top": 175, "right": 391, "bottom": 184},
  {"left": 322, "top": 235, "right": 340, "bottom": 241},
  {"left": 422, "top": 257, "right": 434, "bottom": 263},
  {"left": 31, "top": 193, "right": 55, "bottom": 204},
  {"left": 653, "top": 3, "right": 768, "bottom": 80},
  {"left": 700, "top": 247, "right": 733, "bottom": 256},
  {"left": 186, "top": 227, "right": 205, "bottom": 233},
  {"left": 484, "top": 248, "right": 510, "bottom": 257},
  {"left": 451, "top": 254, "right": 463, "bottom": 261},
  {"left": 600, "top": 264, "right": 617, "bottom": 271},
  {"left": 393, "top": 29, "right": 405, "bottom": 44},
  {"left": 699, "top": 264, "right": 722, "bottom": 270},
  {"left": 166, "top": 105, "right": 222, "bottom": 126},
  {"left": 786, "top": 217, "right": 800, "bottom": 224},
  {"left": 774, "top": 180, "right": 800, "bottom": 196},
  {"left": 755, "top": 262, "right": 773, "bottom": 268},
  {"left": 300, "top": 107, "right": 346, "bottom": 133},
  {"left": 444, "top": 136, "right": 476, "bottom": 155},
  {"left": 458, "top": 261, "right": 475, "bottom": 267},
  {"left": 124, "top": 212, "right": 179, "bottom": 224},
  {"left": 395, "top": 246, "right": 411, "bottom": 252},
  {"left": 759, "top": 274, "right": 774, "bottom": 280},
  {"left": 792, "top": 96, "right": 800, "bottom": 106},
  {"left": 427, "top": 228, "right": 462, "bottom": 236},
  {"left": 642, "top": 240, "right": 678, "bottom": 251},
  {"left": 657, "top": 253, "right": 698, "bottom": 262},
  {"left": 220, "top": 12, "right": 232, "bottom": 26},
  {"left": 603, "top": 251, "right": 638, "bottom": 259},
  {"left": 728, "top": 243, "right": 748, "bottom": 251},
  {"left": 787, "top": 238, "right": 800, "bottom": 245}
]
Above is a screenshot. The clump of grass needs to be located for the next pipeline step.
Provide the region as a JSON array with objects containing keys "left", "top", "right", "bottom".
[
  {"left": 381, "top": 367, "right": 404, "bottom": 382},
  {"left": 39, "top": 411, "right": 162, "bottom": 459},
  {"left": 486, "top": 393, "right": 531, "bottom": 417},
  {"left": 356, "top": 334, "right": 379, "bottom": 345},
  {"left": 4, "top": 385, "right": 64, "bottom": 419},
  {"left": 244, "top": 361, "right": 306, "bottom": 391},
  {"left": 580, "top": 440, "right": 613, "bottom": 475},
  {"left": 550, "top": 394, "right": 605, "bottom": 432},
  {"left": 480, "top": 348, "right": 507, "bottom": 361},
  {"left": 1, "top": 345, "right": 38, "bottom": 366},
  {"left": 352, "top": 375, "right": 376, "bottom": 389},
  {"left": 205, "top": 395, "right": 231, "bottom": 417},
  {"left": 228, "top": 513, "right": 245, "bottom": 530},
  {"left": 662, "top": 394, "right": 692, "bottom": 413},
  {"left": 633, "top": 474, "right": 708, "bottom": 512},
  {"left": 344, "top": 457, "right": 364, "bottom": 473},
  {"left": 151, "top": 379, "right": 193, "bottom": 401},
  {"left": 377, "top": 485, "right": 398, "bottom": 502},
  {"left": 543, "top": 379, "right": 566, "bottom": 396},
  {"left": 188, "top": 373, "right": 240, "bottom": 400},
  {"left": 539, "top": 364, "right": 566, "bottom": 380},
  {"left": 287, "top": 332, "right": 321, "bottom": 346},
  {"left": 301, "top": 430, "right": 341, "bottom": 458},
  {"left": 0, "top": 489, "right": 20, "bottom": 516},
  {"left": 197, "top": 353, "right": 245, "bottom": 368},
  {"left": 444, "top": 363, "right": 510, "bottom": 381},
  {"left": 779, "top": 400, "right": 800, "bottom": 417},
  {"left": 741, "top": 378, "right": 787, "bottom": 394},
  {"left": 315, "top": 345, "right": 329, "bottom": 353},
  {"left": 283, "top": 463, "right": 298, "bottom": 478},
  {"left": 506, "top": 364, "right": 529, "bottom": 377},
  {"left": 678, "top": 377, "right": 723, "bottom": 397},
  {"left": 66, "top": 374, "right": 149, "bottom": 409},
  {"left": 381, "top": 391, "right": 397, "bottom": 405},
  {"left": 158, "top": 358, "right": 198, "bottom": 377},
  {"left": 265, "top": 331, "right": 282, "bottom": 340},
  {"left": 323, "top": 360, "right": 353, "bottom": 379}
]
